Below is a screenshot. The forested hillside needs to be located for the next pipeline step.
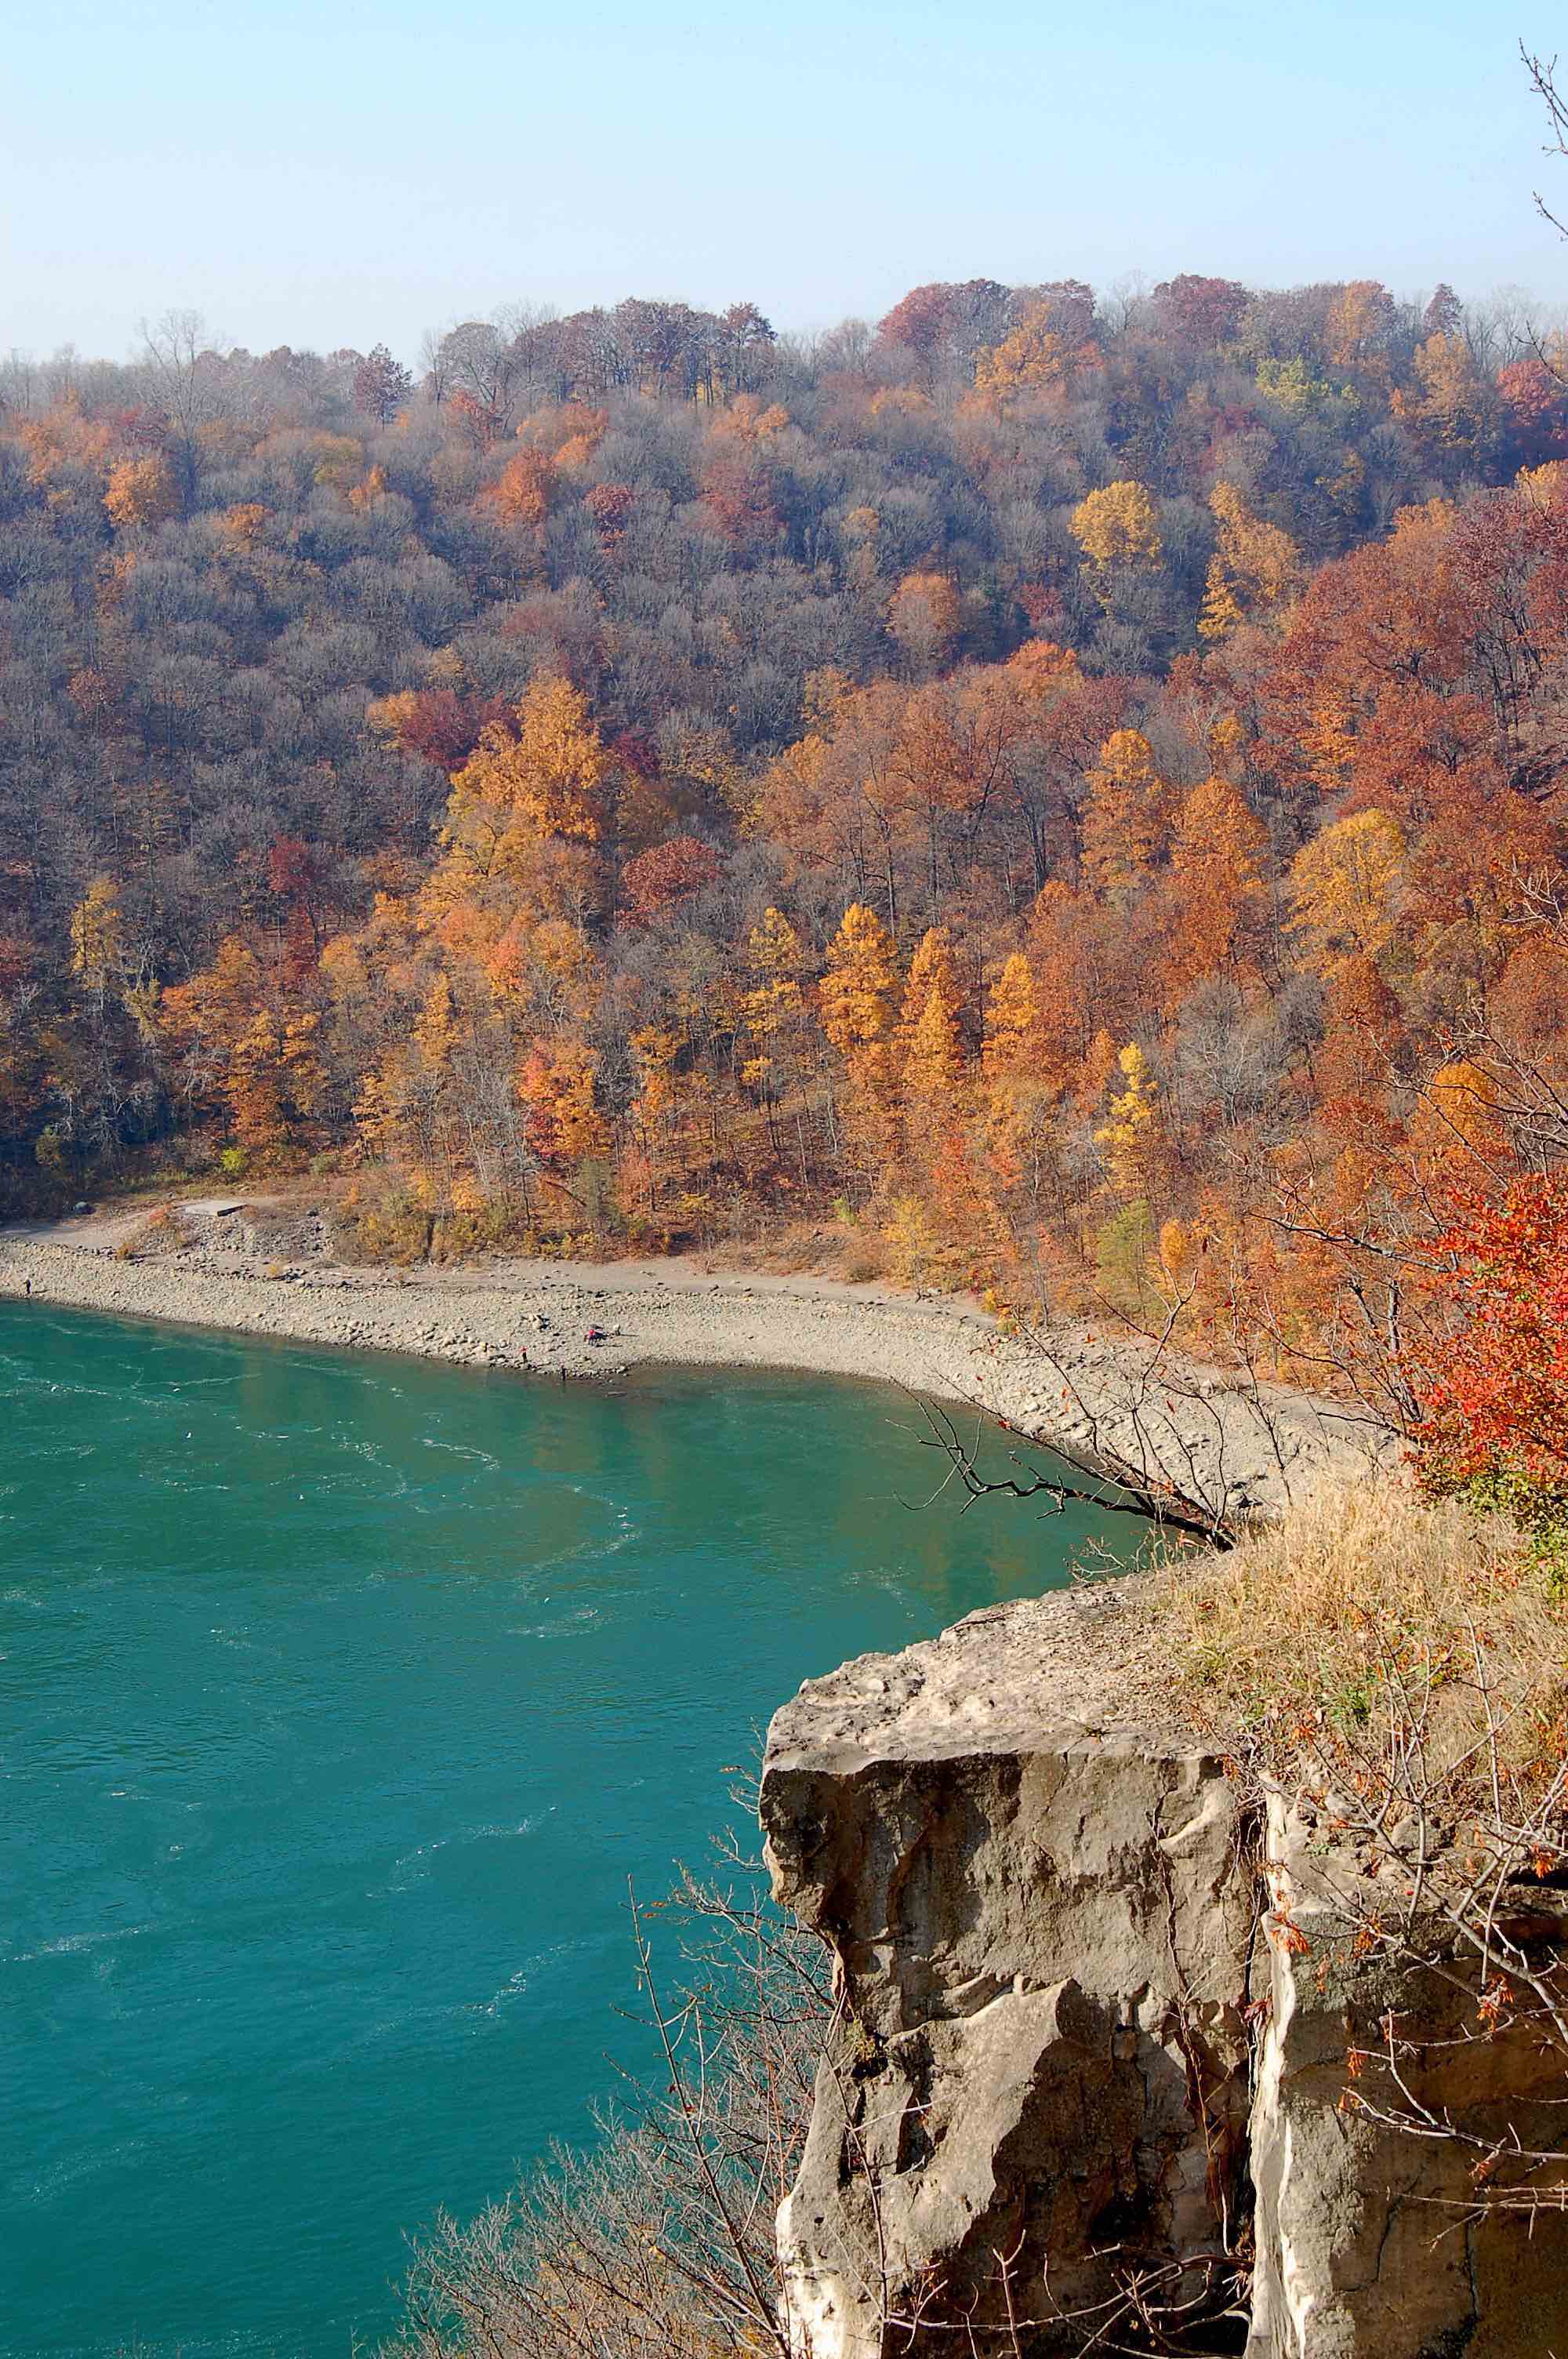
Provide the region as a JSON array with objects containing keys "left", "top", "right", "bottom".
[{"left": 6, "top": 272, "right": 1568, "bottom": 1423}]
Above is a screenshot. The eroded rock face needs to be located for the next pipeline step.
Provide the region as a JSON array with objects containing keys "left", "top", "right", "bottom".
[
  {"left": 762, "top": 1588, "right": 1568, "bottom": 2359},
  {"left": 761, "top": 1585, "right": 1257, "bottom": 2356},
  {"left": 1247, "top": 1791, "right": 1568, "bottom": 2359}
]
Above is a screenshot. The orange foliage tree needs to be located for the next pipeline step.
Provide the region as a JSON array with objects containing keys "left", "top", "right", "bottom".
[{"left": 1412, "top": 1175, "right": 1568, "bottom": 1492}]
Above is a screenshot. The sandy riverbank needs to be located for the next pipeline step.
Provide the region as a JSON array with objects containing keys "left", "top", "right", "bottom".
[{"left": 0, "top": 1200, "right": 1385, "bottom": 1517}]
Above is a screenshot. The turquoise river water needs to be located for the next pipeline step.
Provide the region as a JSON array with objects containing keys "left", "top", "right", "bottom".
[{"left": 0, "top": 1300, "right": 1121, "bottom": 2358}]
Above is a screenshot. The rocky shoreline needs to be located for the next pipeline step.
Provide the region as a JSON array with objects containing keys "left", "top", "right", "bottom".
[{"left": 0, "top": 1200, "right": 1383, "bottom": 1514}]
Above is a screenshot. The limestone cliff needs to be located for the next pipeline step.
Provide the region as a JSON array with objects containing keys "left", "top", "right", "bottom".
[{"left": 761, "top": 1585, "right": 1567, "bottom": 2358}]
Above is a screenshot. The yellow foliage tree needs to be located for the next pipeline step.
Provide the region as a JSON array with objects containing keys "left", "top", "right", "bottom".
[
  {"left": 630, "top": 1023, "right": 680, "bottom": 1129},
  {"left": 69, "top": 876, "right": 126, "bottom": 1006},
  {"left": 1079, "top": 730, "right": 1170, "bottom": 904},
  {"left": 162, "top": 936, "right": 326, "bottom": 1154},
  {"left": 898, "top": 926, "right": 964, "bottom": 1103},
  {"left": 1411, "top": 1058, "right": 1505, "bottom": 1172},
  {"left": 897, "top": 929, "right": 971, "bottom": 1220},
  {"left": 747, "top": 904, "right": 804, "bottom": 983},
  {"left": 819, "top": 903, "right": 898, "bottom": 1067},
  {"left": 625, "top": 1024, "right": 687, "bottom": 1213},
  {"left": 1516, "top": 460, "right": 1568, "bottom": 510},
  {"left": 1256, "top": 354, "right": 1333, "bottom": 411},
  {"left": 466, "top": 676, "right": 607, "bottom": 842},
  {"left": 903, "top": 989, "right": 963, "bottom": 1113},
  {"left": 741, "top": 907, "right": 805, "bottom": 1092},
  {"left": 812, "top": 900, "right": 896, "bottom": 1183},
  {"left": 1198, "top": 482, "right": 1301, "bottom": 640},
  {"left": 882, "top": 1192, "right": 946, "bottom": 1289},
  {"left": 1069, "top": 480, "right": 1162, "bottom": 572},
  {"left": 973, "top": 307, "right": 1069, "bottom": 400},
  {"left": 1287, "top": 809, "right": 1406, "bottom": 974},
  {"left": 981, "top": 952, "right": 1036, "bottom": 1089},
  {"left": 104, "top": 455, "right": 178, "bottom": 531},
  {"left": 1095, "top": 1041, "right": 1160, "bottom": 1199},
  {"left": 1398, "top": 332, "right": 1491, "bottom": 453},
  {"left": 421, "top": 676, "right": 608, "bottom": 935},
  {"left": 1154, "top": 1215, "right": 1197, "bottom": 1305},
  {"left": 981, "top": 950, "right": 1045, "bottom": 1186},
  {"left": 1325, "top": 280, "right": 1394, "bottom": 373},
  {"left": 712, "top": 395, "right": 790, "bottom": 443}
]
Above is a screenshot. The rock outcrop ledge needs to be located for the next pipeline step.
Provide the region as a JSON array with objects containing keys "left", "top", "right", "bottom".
[{"left": 761, "top": 1585, "right": 1566, "bottom": 2357}]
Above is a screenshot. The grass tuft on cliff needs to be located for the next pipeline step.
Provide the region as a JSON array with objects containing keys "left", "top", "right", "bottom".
[{"left": 1165, "top": 1478, "right": 1566, "bottom": 1790}]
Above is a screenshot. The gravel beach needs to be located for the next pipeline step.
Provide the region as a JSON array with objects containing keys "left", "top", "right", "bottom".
[{"left": 0, "top": 1199, "right": 1384, "bottom": 1515}]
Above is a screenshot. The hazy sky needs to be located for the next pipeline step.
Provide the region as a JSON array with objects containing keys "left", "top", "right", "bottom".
[{"left": 5, "top": 0, "right": 1564, "bottom": 362}]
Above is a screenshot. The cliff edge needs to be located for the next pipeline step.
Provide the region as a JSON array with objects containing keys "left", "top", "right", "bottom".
[{"left": 761, "top": 1579, "right": 1567, "bottom": 2357}]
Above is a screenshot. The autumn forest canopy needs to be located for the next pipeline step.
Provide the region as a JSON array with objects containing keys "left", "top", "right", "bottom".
[{"left": 10, "top": 269, "right": 1568, "bottom": 1489}]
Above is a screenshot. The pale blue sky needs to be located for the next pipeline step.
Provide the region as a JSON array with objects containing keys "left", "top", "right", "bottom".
[{"left": 3, "top": 0, "right": 1562, "bottom": 361}]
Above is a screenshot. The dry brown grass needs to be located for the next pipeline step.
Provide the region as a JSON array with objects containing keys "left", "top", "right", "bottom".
[
  {"left": 112, "top": 1206, "right": 192, "bottom": 1262},
  {"left": 1164, "top": 1478, "right": 1566, "bottom": 1781}
]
